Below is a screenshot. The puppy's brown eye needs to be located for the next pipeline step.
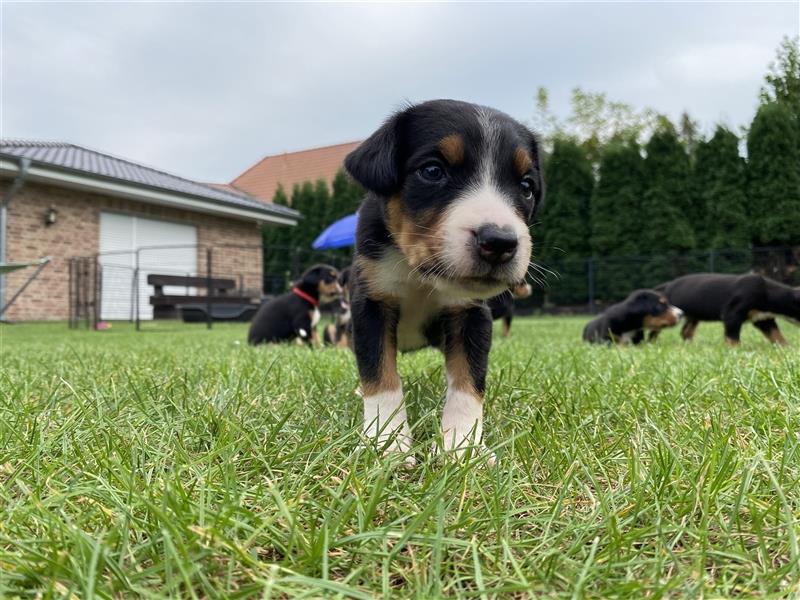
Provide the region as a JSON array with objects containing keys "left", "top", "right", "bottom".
[
  {"left": 419, "top": 162, "right": 445, "bottom": 182},
  {"left": 520, "top": 178, "right": 534, "bottom": 200}
]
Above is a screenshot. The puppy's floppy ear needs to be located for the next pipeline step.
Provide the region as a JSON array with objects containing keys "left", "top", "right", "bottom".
[{"left": 345, "top": 111, "right": 406, "bottom": 196}]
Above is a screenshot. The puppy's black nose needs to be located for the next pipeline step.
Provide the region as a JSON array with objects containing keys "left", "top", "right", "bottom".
[{"left": 475, "top": 224, "right": 518, "bottom": 265}]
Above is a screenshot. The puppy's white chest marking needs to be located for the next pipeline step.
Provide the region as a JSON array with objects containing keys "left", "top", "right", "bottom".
[
  {"left": 369, "top": 249, "right": 470, "bottom": 351},
  {"left": 396, "top": 291, "right": 440, "bottom": 351},
  {"left": 311, "top": 308, "right": 321, "bottom": 327}
]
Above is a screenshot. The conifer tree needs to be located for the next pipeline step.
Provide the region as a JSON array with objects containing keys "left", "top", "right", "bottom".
[
  {"left": 747, "top": 101, "right": 800, "bottom": 246},
  {"left": 641, "top": 120, "right": 695, "bottom": 253},
  {"left": 640, "top": 120, "right": 696, "bottom": 284},
  {"left": 590, "top": 137, "right": 645, "bottom": 299},
  {"left": 693, "top": 126, "right": 750, "bottom": 250},
  {"left": 262, "top": 185, "right": 292, "bottom": 280},
  {"left": 537, "top": 137, "right": 595, "bottom": 304}
]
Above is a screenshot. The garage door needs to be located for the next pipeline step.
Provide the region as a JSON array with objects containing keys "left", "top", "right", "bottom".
[{"left": 99, "top": 212, "right": 197, "bottom": 320}]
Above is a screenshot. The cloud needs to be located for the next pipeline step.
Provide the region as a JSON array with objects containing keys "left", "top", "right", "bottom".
[{"left": 1, "top": 2, "right": 795, "bottom": 183}]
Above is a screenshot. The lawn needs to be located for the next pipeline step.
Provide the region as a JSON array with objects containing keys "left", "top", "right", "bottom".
[{"left": 1, "top": 317, "right": 799, "bottom": 598}]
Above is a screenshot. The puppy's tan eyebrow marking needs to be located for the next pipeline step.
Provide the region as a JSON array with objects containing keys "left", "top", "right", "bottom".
[
  {"left": 514, "top": 147, "right": 532, "bottom": 177},
  {"left": 438, "top": 134, "right": 465, "bottom": 166}
]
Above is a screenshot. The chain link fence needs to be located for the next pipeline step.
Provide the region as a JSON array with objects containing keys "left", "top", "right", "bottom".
[
  {"left": 69, "top": 244, "right": 799, "bottom": 329},
  {"left": 69, "top": 244, "right": 353, "bottom": 331},
  {"left": 523, "top": 245, "right": 800, "bottom": 314}
]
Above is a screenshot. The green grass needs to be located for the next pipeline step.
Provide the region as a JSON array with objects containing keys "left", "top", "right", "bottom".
[{"left": 1, "top": 317, "right": 799, "bottom": 598}]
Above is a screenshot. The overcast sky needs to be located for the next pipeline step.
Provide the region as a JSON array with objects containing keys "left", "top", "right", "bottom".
[{"left": 2, "top": 2, "right": 797, "bottom": 183}]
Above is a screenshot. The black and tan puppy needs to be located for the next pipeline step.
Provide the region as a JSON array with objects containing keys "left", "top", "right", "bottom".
[
  {"left": 323, "top": 266, "right": 353, "bottom": 348},
  {"left": 487, "top": 282, "right": 533, "bottom": 337},
  {"left": 344, "top": 99, "right": 544, "bottom": 463},
  {"left": 248, "top": 264, "right": 342, "bottom": 345},
  {"left": 583, "top": 289, "right": 683, "bottom": 345},
  {"left": 651, "top": 272, "right": 800, "bottom": 346}
]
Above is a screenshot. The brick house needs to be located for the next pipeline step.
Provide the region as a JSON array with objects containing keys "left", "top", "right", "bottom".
[
  {"left": 230, "top": 141, "right": 361, "bottom": 202},
  {"left": 0, "top": 141, "right": 299, "bottom": 321}
]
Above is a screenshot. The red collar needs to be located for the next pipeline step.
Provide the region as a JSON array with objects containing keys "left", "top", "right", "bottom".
[{"left": 292, "top": 287, "right": 319, "bottom": 307}]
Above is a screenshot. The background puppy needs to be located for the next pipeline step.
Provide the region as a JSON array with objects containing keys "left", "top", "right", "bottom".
[
  {"left": 248, "top": 264, "right": 341, "bottom": 345},
  {"left": 583, "top": 289, "right": 682, "bottom": 345},
  {"left": 344, "top": 99, "right": 544, "bottom": 463},
  {"left": 651, "top": 272, "right": 800, "bottom": 346},
  {"left": 323, "top": 266, "right": 353, "bottom": 347},
  {"left": 487, "top": 282, "right": 533, "bottom": 337}
]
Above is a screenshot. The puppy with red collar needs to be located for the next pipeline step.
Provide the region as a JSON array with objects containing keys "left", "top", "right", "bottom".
[
  {"left": 344, "top": 100, "right": 544, "bottom": 463},
  {"left": 248, "top": 264, "right": 342, "bottom": 345}
]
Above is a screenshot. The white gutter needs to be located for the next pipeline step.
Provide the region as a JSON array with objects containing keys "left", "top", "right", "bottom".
[{"left": 0, "top": 159, "right": 298, "bottom": 227}]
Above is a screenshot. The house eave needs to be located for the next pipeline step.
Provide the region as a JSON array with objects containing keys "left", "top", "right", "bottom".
[{"left": 0, "top": 158, "right": 298, "bottom": 226}]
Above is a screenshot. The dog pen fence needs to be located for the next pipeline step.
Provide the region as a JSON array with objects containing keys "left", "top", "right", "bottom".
[
  {"left": 68, "top": 244, "right": 352, "bottom": 331},
  {"left": 521, "top": 245, "right": 800, "bottom": 314},
  {"left": 68, "top": 243, "right": 798, "bottom": 330}
]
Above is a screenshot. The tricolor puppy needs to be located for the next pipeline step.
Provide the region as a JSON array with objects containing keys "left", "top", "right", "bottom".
[
  {"left": 248, "top": 264, "right": 342, "bottom": 345},
  {"left": 323, "top": 266, "right": 353, "bottom": 348},
  {"left": 344, "top": 99, "right": 543, "bottom": 463},
  {"left": 487, "top": 282, "right": 533, "bottom": 337},
  {"left": 649, "top": 272, "right": 800, "bottom": 346},
  {"left": 583, "top": 289, "right": 683, "bottom": 345}
]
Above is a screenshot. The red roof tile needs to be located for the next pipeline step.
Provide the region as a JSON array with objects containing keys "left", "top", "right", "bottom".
[{"left": 231, "top": 141, "right": 361, "bottom": 204}]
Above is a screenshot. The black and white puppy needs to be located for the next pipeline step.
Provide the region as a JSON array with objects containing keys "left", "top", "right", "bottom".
[
  {"left": 344, "top": 99, "right": 544, "bottom": 463},
  {"left": 323, "top": 266, "right": 353, "bottom": 348},
  {"left": 487, "top": 282, "right": 533, "bottom": 337},
  {"left": 248, "top": 264, "right": 342, "bottom": 345},
  {"left": 583, "top": 289, "right": 683, "bottom": 345}
]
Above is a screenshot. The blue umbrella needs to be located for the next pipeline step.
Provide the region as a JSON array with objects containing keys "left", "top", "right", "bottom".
[{"left": 312, "top": 212, "right": 358, "bottom": 249}]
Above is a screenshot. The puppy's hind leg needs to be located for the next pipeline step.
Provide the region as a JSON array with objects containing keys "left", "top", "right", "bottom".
[
  {"left": 753, "top": 318, "right": 788, "bottom": 346},
  {"left": 439, "top": 306, "right": 495, "bottom": 465},
  {"left": 681, "top": 318, "right": 699, "bottom": 341}
]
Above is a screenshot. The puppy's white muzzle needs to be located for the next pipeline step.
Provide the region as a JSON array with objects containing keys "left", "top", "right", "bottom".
[{"left": 436, "top": 184, "right": 531, "bottom": 298}]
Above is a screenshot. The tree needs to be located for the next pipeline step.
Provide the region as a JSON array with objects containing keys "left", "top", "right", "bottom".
[
  {"left": 536, "top": 137, "right": 595, "bottom": 305},
  {"left": 290, "top": 181, "right": 319, "bottom": 252},
  {"left": 311, "top": 179, "right": 331, "bottom": 244},
  {"left": 747, "top": 101, "right": 800, "bottom": 246},
  {"left": 678, "top": 111, "right": 701, "bottom": 161},
  {"left": 641, "top": 120, "right": 695, "bottom": 252},
  {"left": 590, "top": 137, "right": 646, "bottom": 300},
  {"left": 329, "top": 169, "right": 364, "bottom": 221},
  {"left": 760, "top": 36, "right": 800, "bottom": 123},
  {"left": 691, "top": 126, "right": 749, "bottom": 251},
  {"left": 639, "top": 120, "right": 696, "bottom": 284},
  {"left": 262, "top": 185, "right": 295, "bottom": 291},
  {"left": 532, "top": 86, "right": 657, "bottom": 162}
]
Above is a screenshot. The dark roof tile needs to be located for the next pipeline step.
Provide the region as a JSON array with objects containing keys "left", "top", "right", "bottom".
[{"left": 0, "top": 140, "right": 299, "bottom": 220}]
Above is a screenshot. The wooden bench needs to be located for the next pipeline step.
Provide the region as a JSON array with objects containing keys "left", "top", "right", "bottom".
[{"left": 147, "top": 274, "right": 258, "bottom": 320}]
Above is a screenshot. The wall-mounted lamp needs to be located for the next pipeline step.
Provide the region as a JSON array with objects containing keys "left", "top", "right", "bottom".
[{"left": 44, "top": 206, "right": 58, "bottom": 227}]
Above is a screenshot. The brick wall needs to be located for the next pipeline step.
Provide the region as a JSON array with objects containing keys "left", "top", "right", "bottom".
[{"left": 1, "top": 180, "right": 264, "bottom": 321}]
